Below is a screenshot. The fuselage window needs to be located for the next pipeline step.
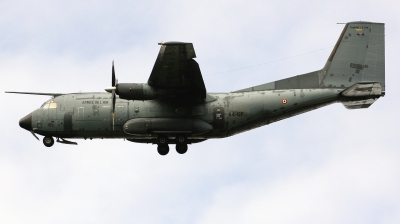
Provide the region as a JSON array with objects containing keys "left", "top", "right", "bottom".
[{"left": 42, "top": 103, "right": 50, "bottom": 109}]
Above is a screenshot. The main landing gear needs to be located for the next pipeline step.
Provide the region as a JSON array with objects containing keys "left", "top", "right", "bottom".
[
  {"left": 176, "top": 144, "right": 188, "bottom": 154},
  {"left": 157, "top": 144, "right": 169, "bottom": 156},
  {"left": 175, "top": 134, "right": 188, "bottom": 154},
  {"left": 156, "top": 134, "right": 188, "bottom": 156}
]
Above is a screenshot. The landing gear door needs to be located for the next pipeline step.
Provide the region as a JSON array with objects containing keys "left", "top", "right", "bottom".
[{"left": 213, "top": 106, "right": 225, "bottom": 129}]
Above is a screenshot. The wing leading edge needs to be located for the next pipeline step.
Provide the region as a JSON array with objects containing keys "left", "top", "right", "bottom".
[{"left": 5, "top": 91, "right": 65, "bottom": 97}]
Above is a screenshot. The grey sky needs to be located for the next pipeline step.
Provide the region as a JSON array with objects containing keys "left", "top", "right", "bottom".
[{"left": 1, "top": 0, "right": 399, "bottom": 223}]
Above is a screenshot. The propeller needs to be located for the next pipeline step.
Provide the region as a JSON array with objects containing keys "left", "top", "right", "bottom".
[
  {"left": 105, "top": 61, "right": 118, "bottom": 130},
  {"left": 105, "top": 61, "right": 118, "bottom": 112}
]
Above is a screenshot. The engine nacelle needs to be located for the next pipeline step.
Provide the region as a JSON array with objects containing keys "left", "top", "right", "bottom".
[{"left": 116, "top": 83, "right": 158, "bottom": 100}]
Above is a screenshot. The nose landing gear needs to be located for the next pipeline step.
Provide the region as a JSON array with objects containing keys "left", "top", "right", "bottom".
[{"left": 43, "top": 136, "right": 54, "bottom": 147}]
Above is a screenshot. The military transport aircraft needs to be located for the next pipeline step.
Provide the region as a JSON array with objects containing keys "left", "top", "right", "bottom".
[{"left": 6, "top": 21, "right": 385, "bottom": 155}]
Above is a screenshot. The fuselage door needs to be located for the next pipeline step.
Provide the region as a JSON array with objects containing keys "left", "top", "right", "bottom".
[
  {"left": 64, "top": 112, "right": 73, "bottom": 132},
  {"left": 213, "top": 106, "right": 225, "bottom": 129},
  {"left": 63, "top": 100, "right": 75, "bottom": 132},
  {"left": 78, "top": 107, "right": 84, "bottom": 120}
]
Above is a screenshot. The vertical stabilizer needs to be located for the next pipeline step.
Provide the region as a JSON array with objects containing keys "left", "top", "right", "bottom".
[
  {"left": 320, "top": 22, "right": 385, "bottom": 92},
  {"left": 233, "top": 22, "right": 385, "bottom": 93}
]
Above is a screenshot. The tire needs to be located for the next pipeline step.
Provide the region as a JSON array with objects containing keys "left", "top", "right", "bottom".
[
  {"left": 43, "top": 136, "right": 54, "bottom": 147},
  {"left": 157, "top": 135, "right": 168, "bottom": 145},
  {"left": 175, "top": 135, "right": 187, "bottom": 144},
  {"left": 176, "top": 144, "right": 188, "bottom": 154},
  {"left": 157, "top": 144, "right": 169, "bottom": 156}
]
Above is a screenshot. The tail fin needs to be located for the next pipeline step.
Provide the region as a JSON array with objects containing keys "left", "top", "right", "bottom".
[
  {"left": 320, "top": 21, "right": 385, "bottom": 92},
  {"left": 233, "top": 22, "right": 385, "bottom": 94}
]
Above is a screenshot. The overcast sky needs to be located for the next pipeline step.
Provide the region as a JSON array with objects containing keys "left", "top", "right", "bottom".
[{"left": 1, "top": 0, "right": 400, "bottom": 223}]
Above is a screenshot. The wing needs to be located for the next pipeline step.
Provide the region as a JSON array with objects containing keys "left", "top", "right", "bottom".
[
  {"left": 148, "top": 42, "right": 206, "bottom": 99},
  {"left": 5, "top": 91, "right": 65, "bottom": 97}
]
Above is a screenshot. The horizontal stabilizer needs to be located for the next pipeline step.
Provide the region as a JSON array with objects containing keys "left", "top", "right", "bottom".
[
  {"left": 340, "top": 82, "right": 383, "bottom": 109},
  {"left": 341, "top": 82, "right": 382, "bottom": 97},
  {"left": 342, "top": 98, "right": 378, "bottom": 109}
]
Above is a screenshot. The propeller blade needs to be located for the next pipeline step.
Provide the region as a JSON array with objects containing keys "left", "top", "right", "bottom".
[
  {"left": 112, "top": 60, "right": 116, "bottom": 87},
  {"left": 111, "top": 89, "right": 116, "bottom": 131},
  {"left": 109, "top": 61, "right": 117, "bottom": 131},
  {"left": 112, "top": 89, "right": 116, "bottom": 114}
]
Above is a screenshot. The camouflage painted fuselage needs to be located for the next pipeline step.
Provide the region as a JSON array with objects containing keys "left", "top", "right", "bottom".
[{"left": 32, "top": 88, "right": 341, "bottom": 143}]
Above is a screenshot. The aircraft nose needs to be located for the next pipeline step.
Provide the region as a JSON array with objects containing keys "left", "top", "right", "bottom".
[{"left": 19, "top": 113, "right": 32, "bottom": 131}]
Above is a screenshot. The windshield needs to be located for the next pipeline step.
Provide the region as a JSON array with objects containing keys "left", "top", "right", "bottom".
[{"left": 41, "top": 100, "right": 57, "bottom": 109}]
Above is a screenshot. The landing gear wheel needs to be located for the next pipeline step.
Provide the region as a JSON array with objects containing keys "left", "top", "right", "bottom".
[
  {"left": 176, "top": 144, "right": 188, "bottom": 154},
  {"left": 157, "top": 135, "right": 168, "bottom": 145},
  {"left": 175, "top": 135, "right": 187, "bottom": 144},
  {"left": 43, "top": 136, "right": 54, "bottom": 147},
  {"left": 157, "top": 144, "right": 169, "bottom": 156}
]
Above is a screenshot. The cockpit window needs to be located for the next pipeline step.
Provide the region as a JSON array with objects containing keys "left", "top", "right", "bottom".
[
  {"left": 41, "top": 101, "right": 57, "bottom": 109},
  {"left": 49, "top": 103, "right": 57, "bottom": 109}
]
